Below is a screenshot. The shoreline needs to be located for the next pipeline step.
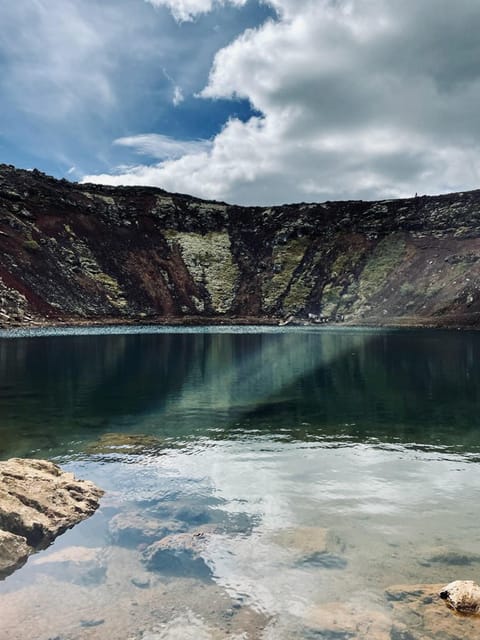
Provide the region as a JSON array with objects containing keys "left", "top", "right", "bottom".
[{"left": 1, "top": 313, "right": 480, "bottom": 332}]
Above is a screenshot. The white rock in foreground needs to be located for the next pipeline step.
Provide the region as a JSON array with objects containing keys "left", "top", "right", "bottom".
[
  {"left": 0, "top": 458, "right": 104, "bottom": 578},
  {"left": 439, "top": 580, "right": 480, "bottom": 614}
]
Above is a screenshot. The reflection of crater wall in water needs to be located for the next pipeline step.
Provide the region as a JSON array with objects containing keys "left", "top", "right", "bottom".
[
  {"left": 148, "top": 330, "right": 480, "bottom": 448},
  {"left": 1, "top": 331, "right": 349, "bottom": 441},
  {"left": 3, "top": 330, "right": 480, "bottom": 456},
  {"left": 247, "top": 330, "right": 480, "bottom": 444},
  {"left": 153, "top": 331, "right": 371, "bottom": 426},
  {"left": 3, "top": 164, "right": 480, "bottom": 326},
  {"left": 0, "top": 333, "right": 207, "bottom": 440}
]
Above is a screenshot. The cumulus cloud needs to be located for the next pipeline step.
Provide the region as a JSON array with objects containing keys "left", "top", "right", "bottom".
[
  {"left": 145, "top": 0, "right": 248, "bottom": 22},
  {"left": 85, "top": 0, "right": 480, "bottom": 205},
  {"left": 1, "top": 0, "right": 250, "bottom": 175}
]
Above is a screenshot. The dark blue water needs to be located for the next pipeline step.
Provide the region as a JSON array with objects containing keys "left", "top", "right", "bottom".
[{"left": 0, "top": 327, "right": 480, "bottom": 639}]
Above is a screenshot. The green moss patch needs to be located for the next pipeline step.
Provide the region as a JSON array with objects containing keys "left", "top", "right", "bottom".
[{"left": 164, "top": 230, "right": 239, "bottom": 314}]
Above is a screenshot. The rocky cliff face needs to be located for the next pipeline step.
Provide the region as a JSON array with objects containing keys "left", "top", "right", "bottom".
[{"left": 1, "top": 163, "right": 480, "bottom": 327}]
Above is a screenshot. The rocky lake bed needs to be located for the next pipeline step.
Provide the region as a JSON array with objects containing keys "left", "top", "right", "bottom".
[{"left": 2, "top": 478, "right": 480, "bottom": 640}]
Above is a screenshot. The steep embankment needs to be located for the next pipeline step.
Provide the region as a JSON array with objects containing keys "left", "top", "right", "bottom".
[{"left": 1, "top": 163, "right": 480, "bottom": 327}]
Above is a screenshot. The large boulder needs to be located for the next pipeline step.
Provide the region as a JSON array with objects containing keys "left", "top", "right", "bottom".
[{"left": 0, "top": 458, "right": 104, "bottom": 578}]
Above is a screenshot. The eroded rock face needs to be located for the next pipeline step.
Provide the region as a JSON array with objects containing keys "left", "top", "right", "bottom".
[
  {"left": 0, "top": 458, "right": 104, "bottom": 578},
  {"left": 440, "top": 580, "right": 480, "bottom": 614},
  {"left": 3, "top": 163, "right": 480, "bottom": 327}
]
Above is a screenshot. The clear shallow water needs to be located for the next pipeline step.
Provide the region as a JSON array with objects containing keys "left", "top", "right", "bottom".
[{"left": 1, "top": 327, "right": 480, "bottom": 639}]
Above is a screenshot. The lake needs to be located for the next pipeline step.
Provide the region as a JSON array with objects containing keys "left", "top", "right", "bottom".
[{"left": 0, "top": 326, "right": 480, "bottom": 639}]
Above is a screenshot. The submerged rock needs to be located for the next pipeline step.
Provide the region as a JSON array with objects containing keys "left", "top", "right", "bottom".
[
  {"left": 305, "top": 602, "right": 391, "bottom": 640},
  {"left": 271, "top": 526, "right": 346, "bottom": 568},
  {"left": 420, "top": 546, "right": 480, "bottom": 567},
  {"left": 0, "top": 458, "right": 104, "bottom": 578},
  {"left": 439, "top": 580, "right": 480, "bottom": 614},
  {"left": 141, "top": 609, "right": 263, "bottom": 640},
  {"left": 386, "top": 583, "right": 480, "bottom": 638},
  {"left": 271, "top": 526, "right": 332, "bottom": 556},
  {"left": 108, "top": 510, "right": 181, "bottom": 547},
  {"left": 86, "top": 432, "right": 166, "bottom": 456},
  {"left": 142, "top": 529, "right": 214, "bottom": 578}
]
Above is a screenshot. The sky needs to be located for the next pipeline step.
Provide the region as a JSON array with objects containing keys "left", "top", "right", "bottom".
[{"left": 2, "top": 0, "right": 480, "bottom": 206}]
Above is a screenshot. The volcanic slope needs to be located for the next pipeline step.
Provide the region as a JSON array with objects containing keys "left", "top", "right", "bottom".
[{"left": 1, "top": 164, "right": 480, "bottom": 327}]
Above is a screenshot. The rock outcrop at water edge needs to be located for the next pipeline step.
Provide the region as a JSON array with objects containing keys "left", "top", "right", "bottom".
[{"left": 0, "top": 458, "right": 104, "bottom": 578}]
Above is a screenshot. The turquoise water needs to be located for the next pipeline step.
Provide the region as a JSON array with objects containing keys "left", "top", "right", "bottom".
[{"left": 1, "top": 327, "right": 480, "bottom": 639}]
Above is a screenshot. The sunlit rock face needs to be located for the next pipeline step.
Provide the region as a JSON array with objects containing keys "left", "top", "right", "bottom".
[
  {"left": 0, "top": 458, "right": 104, "bottom": 578},
  {"left": 2, "top": 163, "right": 480, "bottom": 327}
]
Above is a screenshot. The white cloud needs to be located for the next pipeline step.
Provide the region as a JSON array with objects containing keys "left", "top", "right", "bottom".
[
  {"left": 0, "top": 1, "right": 115, "bottom": 122},
  {"left": 85, "top": 0, "right": 480, "bottom": 205},
  {"left": 173, "top": 85, "right": 184, "bottom": 106},
  {"left": 1, "top": 0, "right": 235, "bottom": 173},
  {"left": 145, "top": 0, "right": 248, "bottom": 22},
  {"left": 114, "top": 133, "right": 212, "bottom": 159}
]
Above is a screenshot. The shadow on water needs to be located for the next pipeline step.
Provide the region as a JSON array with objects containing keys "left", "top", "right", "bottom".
[{"left": 0, "top": 327, "right": 480, "bottom": 458}]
